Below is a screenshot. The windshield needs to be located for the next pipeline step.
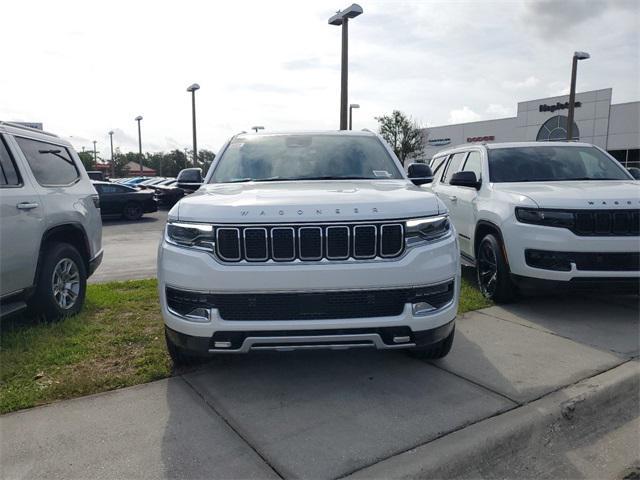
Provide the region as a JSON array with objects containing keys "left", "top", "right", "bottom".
[
  {"left": 209, "top": 134, "right": 403, "bottom": 183},
  {"left": 488, "top": 146, "right": 630, "bottom": 182}
]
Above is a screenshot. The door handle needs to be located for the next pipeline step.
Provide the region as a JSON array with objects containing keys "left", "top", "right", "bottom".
[
  {"left": 449, "top": 195, "right": 458, "bottom": 203},
  {"left": 16, "top": 202, "right": 39, "bottom": 210}
]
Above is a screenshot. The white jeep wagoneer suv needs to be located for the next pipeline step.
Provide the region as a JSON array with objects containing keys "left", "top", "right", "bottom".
[
  {"left": 158, "top": 131, "right": 460, "bottom": 364},
  {"left": 426, "top": 141, "right": 639, "bottom": 303}
]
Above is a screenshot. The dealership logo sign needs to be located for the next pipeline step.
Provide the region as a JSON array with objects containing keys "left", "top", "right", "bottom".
[
  {"left": 467, "top": 135, "right": 495, "bottom": 143},
  {"left": 428, "top": 137, "right": 451, "bottom": 146},
  {"left": 539, "top": 101, "right": 581, "bottom": 113}
]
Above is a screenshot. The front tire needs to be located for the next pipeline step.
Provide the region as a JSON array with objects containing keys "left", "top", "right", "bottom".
[
  {"left": 31, "top": 242, "right": 87, "bottom": 321},
  {"left": 476, "top": 234, "right": 515, "bottom": 303},
  {"left": 165, "top": 331, "right": 203, "bottom": 367},
  {"left": 407, "top": 326, "right": 455, "bottom": 360}
]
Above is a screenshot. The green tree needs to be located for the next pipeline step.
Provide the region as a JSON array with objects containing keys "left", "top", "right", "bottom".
[
  {"left": 78, "top": 151, "right": 95, "bottom": 171},
  {"left": 375, "top": 110, "right": 424, "bottom": 166},
  {"left": 198, "top": 149, "right": 216, "bottom": 173},
  {"left": 112, "top": 149, "right": 134, "bottom": 177}
]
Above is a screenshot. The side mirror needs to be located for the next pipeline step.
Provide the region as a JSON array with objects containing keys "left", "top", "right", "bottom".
[
  {"left": 627, "top": 167, "right": 640, "bottom": 180},
  {"left": 450, "top": 171, "right": 481, "bottom": 189},
  {"left": 407, "top": 163, "right": 433, "bottom": 186},
  {"left": 176, "top": 168, "right": 203, "bottom": 191}
]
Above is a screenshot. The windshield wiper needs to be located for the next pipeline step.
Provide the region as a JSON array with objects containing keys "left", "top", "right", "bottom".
[
  {"left": 224, "top": 175, "right": 374, "bottom": 183},
  {"left": 288, "top": 175, "right": 372, "bottom": 181}
]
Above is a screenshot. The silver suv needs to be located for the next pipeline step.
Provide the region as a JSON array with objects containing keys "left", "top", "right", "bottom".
[{"left": 0, "top": 122, "right": 102, "bottom": 320}]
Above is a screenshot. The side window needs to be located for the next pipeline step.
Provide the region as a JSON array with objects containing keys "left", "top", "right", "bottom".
[
  {"left": 430, "top": 155, "right": 448, "bottom": 176},
  {"left": 14, "top": 137, "right": 79, "bottom": 187},
  {"left": 0, "top": 136, "right": 22, "bottom": 187},
  {"left": 442, "top": 152, "right": 468, "bottom": 184},
  {"left": 462, "top": 151, "right": 482, "bottom": 180}
]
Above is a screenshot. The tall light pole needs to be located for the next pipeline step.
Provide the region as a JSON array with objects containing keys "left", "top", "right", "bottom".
[
  {"left": 135, "top": 116, "right": 143, "bottom": 175},
  {"left": 329, "top": 4, "right": 363, "bottom": 130},
  {"left": 108, "top": 131, "right": 115, "bottom": 178},
  {"left": 186, "top": 83, "right": 200, "bottom": 167},
  {"left": 251, "top": 126, "right": 265, "bottom": 133},
  {"left": 567, "top": 51, "right": 590, "bottom": 141},
  {"left": 349, "top": 103, "right": 360, "bottom": 130},
  {"left": 92, "top": 140, "right": 97, "bottom": 165}
]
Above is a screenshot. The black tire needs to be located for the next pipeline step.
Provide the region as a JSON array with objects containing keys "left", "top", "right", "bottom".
[
  {"left": 476, "top": 234, "right": 516, "bottom": 303},
  {"left": 123, "top": 202, "right": 143, "bottom": 220},
  {"left": 407, "top": 326, "right": 455, "bottom": 360},
  {"left": 165, "top": 331, "right": 203, "bottom": 367},
  {"left": 31, "top": 242, "right": 87, "bottom": 321}
]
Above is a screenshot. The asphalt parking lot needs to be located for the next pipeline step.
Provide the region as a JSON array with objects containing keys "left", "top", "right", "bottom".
[
  {"left": 90, "top": 210, "right": 168, "bottom": 283},
  {"left": 2, "top": 294, "right": 638, "bottom": 479}
]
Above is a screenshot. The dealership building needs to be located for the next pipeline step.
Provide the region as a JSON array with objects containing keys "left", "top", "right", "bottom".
[{"left": 421, "top": 88, "right": 640, "bottom": 167}]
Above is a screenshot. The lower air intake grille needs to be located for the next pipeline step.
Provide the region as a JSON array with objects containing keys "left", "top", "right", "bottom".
[{"left": 166, "top": 281, "right": 454, "bottom": 321}]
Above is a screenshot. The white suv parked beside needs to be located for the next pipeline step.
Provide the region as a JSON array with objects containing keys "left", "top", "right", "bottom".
[
  {"left": 158, "top": 131, "right": 460, "bottom": 364},
  {"left": 426, "top": 141, "right": 639, "bottom": 302},
  {"left": 0, "top": 122, "right": 103, "bottom": 319}
]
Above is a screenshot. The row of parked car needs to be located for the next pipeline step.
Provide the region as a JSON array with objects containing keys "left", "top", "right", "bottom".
[{"left": 87, "top": 168, "right": 205, "bottom": 220}]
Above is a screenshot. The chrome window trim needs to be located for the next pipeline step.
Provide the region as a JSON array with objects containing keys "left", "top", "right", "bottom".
[
  {"left": 271, "top": 227, "right": 296, "bottom": 261},
  {"left": 380, "top": 223, "right": 405, "bottom": 258},
  {"left": 216, "top": 227, "right": 241, "bottom": 261},
  {"left": 298, "top": 226, "right": 323, "bottom": 261},
  {"left": 243, "top": 227, "right": 269, "bottom": 261},
  {"left": 326, "top": 225, "right": 350, "bottom": 260},
  {"left": 353, "top": 224, "right": 377, "bottom": 259}
]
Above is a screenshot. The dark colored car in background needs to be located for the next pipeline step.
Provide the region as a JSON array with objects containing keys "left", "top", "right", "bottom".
[
  {"left": 153, "top": 168, "right": 203, "bottom": 207},
  {"left": 92, "top": 181, "right": 158, "bottom": 220}
]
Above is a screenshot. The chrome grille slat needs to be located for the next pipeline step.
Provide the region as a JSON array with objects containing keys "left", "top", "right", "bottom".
[{"left": 215, "top": 223, "right": 405, "bottom": 263}]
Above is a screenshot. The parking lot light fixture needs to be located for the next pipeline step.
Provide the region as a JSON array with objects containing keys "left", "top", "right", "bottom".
[
  {"left": 349, "top": 103, "right": 360, "bottom": 130},
  {"left": 567, "top": 51, "right": 590, "bottom": 141},
  {"left": 135, "top": 116, "right": 143, "bottom": 174},
  {"left": 329, "top": 3, "right": 363, "bottom": 130},
  {"left": 92, "top": 140, "right": 97, "bottom": 164},
  {"left": 251, "top": 126, "right": 265, "bottom": 133},
  {"left": 186, "top": 83, "right": 200, "bottom": 167},
  {"left": 108, "top": 131, "right": 115, "bottom": 178}
]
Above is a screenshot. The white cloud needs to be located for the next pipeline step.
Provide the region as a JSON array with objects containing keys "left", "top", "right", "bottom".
[
  {"left": 448, "top": 107, "right": 481, "bottom": 124},
  {"left": 501, "top": 76, "right": 540, "bottom": 90}
]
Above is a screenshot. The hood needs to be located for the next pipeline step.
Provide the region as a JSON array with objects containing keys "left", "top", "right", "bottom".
[
  {"left": 175, "top": 180, "right": 440, "bottom": 223},
  {"left": 492, "top": 180, "right": 640, "bottom": 209}
]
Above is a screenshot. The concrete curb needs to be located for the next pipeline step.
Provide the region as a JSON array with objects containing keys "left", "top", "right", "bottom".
[{"left": 345, "top": 360, "right": 640, "bottom": 479}]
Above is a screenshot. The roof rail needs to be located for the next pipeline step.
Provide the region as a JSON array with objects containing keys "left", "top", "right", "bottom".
[{"left": 0, "top": 121, "right": 59, "bottom": 138}]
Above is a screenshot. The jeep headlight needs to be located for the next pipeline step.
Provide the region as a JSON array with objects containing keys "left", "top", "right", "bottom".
[
  {"left": 166, "top": 222, "right": 215, "bottom": 251},
  {"left": 405, "top": 215, "right": 451, "bottom": 245},
  {"left": 515, "top": 207, "right": 575, "bottom": 229}
]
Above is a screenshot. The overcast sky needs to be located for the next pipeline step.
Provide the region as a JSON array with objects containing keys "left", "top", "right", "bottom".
[{"left": 1, "top": 0, "right": 638, "bottom": 156}]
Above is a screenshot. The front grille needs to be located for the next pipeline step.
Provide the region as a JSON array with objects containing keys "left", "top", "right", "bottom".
[
  {"left": 214, "top": 222, "right": 404, "bottom": 262},
  {"left": 166, "top": 281, "right": 454, "bottom": 321},
  {"left": 573, "top": 210, "right": 640, "bottom": 236},
  {"left": 525, "top": 249, "right": 640, "bottom": 272}
]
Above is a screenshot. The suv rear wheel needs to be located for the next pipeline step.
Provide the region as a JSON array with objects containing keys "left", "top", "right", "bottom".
[
  {"left": 476, "top": 234, "right": 515, "bottom": 303},
  {"left": 32, "top": 242, "right": 87, "bottom": 320},
  {"left": 123, "top": 202, "right": 143, "bottom": 220}
]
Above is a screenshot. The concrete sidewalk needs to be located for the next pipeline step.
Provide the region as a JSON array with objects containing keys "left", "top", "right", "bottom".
[{"left": 1, "top": 294, "right": 638, "bottom": 479}]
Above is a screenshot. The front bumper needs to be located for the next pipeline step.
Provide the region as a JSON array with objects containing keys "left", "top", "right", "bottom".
[
  {"left": 165, "top": 320, "right": 455, "bottom": 355},
  {"left": 88, "top": 249, "right": 103, "bottom": 278},
  {"left": 158, "top": 232, "right": 460, "bottom": 350},
  {"left": 501, "top": 221, "right": 640, "bottom": 282}
]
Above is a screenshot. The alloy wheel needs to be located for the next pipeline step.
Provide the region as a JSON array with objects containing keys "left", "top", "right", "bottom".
[
  {"left": 478, "top": 240, "right": 498, "bottom": 298},
  {"left": 51, "top": 258, "right": 80, "bottom": 309}
]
